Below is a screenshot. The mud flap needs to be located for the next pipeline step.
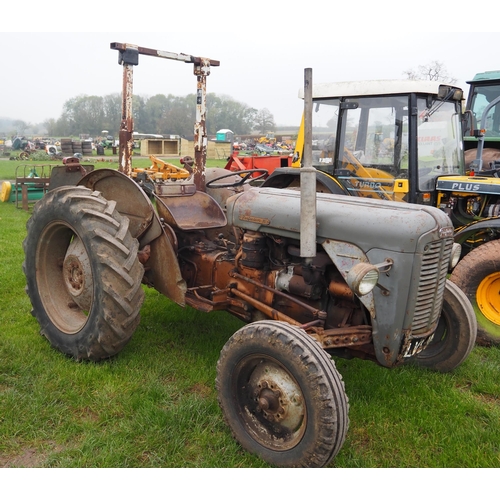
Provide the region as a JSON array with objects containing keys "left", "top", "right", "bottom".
[{"left": 145, "top": 228, "right": 187, "bottom": 306}]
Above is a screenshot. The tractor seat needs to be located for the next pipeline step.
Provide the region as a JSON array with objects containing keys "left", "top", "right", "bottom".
[{"left": 155, "top": 190, "right": 227, "bottom": 231}]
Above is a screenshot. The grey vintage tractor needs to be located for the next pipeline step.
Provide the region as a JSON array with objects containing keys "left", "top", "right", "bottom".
[{"left": 22, "top": 45, "right": 477, "bottom": 467}]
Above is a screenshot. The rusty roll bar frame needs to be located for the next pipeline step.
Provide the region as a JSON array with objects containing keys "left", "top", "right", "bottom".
[{"left": 110, "top": 42, "right": 220, "bottom": 191}]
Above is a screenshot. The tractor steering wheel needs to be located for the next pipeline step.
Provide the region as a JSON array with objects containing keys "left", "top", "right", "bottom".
[{"left": 205, "top": 169, "right": 269, "bottom": 189}]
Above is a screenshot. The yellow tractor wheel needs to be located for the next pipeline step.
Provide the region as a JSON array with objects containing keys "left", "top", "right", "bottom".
[
  {"left": 450, "top": 240, "right": 500, "bottom": 345},
  {"left": 477, "top": 271, "right": 500, "bottom": 326}
]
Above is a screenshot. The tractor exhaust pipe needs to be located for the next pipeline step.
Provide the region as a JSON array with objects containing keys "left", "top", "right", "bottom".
[{"left": 300, "top": 68, "right": 317, "bottom": 262}]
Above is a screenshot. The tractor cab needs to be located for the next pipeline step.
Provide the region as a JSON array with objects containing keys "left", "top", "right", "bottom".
[
  {"left": 463, "top": 70, "right": 500, "bottom": 170},
  {"left": 296, "top": 80, "right": 464, "bottom": 206}
]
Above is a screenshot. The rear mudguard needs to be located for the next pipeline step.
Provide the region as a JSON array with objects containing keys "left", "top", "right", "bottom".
[{"left": 78, "top": 168, "right": 186, "bottom": 306}]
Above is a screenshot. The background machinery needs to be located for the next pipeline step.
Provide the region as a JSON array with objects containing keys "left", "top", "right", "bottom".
[
  {"left": 463, "top": 70, "right": 500, "bottom": 170},
  {"left": 284, "top": 79, "right": 500, "bottom": 346}
]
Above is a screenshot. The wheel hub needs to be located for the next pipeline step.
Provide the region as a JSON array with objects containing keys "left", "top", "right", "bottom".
[
  {"left": 63, "top": 237, "right": 93, "bottom": 310},
  {"left": 255, "top": 381, "right": 285, "bottom": 422},
  {"left": 65, "top": 256, "right": 85, "bottom": 293},
  {"left": 249, "top": 362, "right": 305, "bottom": 434}
]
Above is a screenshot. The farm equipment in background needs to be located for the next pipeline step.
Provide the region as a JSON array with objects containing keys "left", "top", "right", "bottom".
[
  {"left": 22, "top": 45, "right": 477, "bottom": 468},
  {"left": 1, "top": 165, "right": 53, "bottom": 209},
  {"left": 16, "top": 140, "right": 37, "bottom": 160},
  {"left": 463, "top": 70, "right": 500, "bottom": 171},
  {"left": 285, "top": 78, "right": 500, "bottom": 345},
  {"left": 45, "top": 144, "right": 62, "bottom": 158},
  {"left": 132, "top": 154, "right": 193, "bottom": 195},
  {"left": 223, "top": 150, "right": 292, "bottom": 176},
  {"left": 100, "top": 136, "right": 115, "bottom": 149},
  {"left": 258, "top": 132, "right": 276, "bottom": 145}
]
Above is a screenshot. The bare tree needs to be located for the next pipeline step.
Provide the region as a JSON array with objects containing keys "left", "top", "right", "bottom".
[
  {"left": 254, "top": 108, "right": 276, "bottom": 134},
  {"left": 403, "top": 60, "right": 457, "bottom": 84}
]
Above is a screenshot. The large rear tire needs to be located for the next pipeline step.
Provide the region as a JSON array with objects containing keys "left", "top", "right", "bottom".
[
  {"left": 23, "top": 186, "right": 145, "bottom": 360},
  {"left": 450, "top": 240, "right": 500, "bottom": 345},
  {"left": 216, "top": 320, "right": 349, "bottom": 467},
  {"left": 409, "top": 281, "right": 477, "bottom": 372}
]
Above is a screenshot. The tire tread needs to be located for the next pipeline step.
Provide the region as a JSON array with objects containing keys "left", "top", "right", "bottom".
[
  {"left": 23, "top": 186, "right": 144, "bottom": 361},
  {"left": 216, "top": 320, "right": 349, "bottom": 467}
]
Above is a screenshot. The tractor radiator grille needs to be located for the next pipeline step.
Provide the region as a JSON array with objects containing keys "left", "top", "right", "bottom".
[{"left": 411, "top": 239, "right": 453, "bottom": 332}]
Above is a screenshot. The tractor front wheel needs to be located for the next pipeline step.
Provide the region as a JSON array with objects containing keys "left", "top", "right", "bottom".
[
  {"left": 216, "top": 320, "right": 349, "bottom": 467},
  {"left": 23, "top": 186, "right": 145, "bottom": 360},
  {"left": 450, "top": 240, "right": 500, "bottom": 346},
  {"left": 409, "top": 281, "right": 477, "bottom": 372}
]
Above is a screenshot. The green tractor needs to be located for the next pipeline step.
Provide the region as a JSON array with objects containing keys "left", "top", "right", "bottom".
[{"left": 463, "top": 69, "right": 500, "bottom": 170}]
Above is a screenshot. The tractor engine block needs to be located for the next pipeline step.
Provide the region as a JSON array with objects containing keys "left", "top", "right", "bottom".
[{"left": 177, "top": 227, "right": 366, "bottom": 332}]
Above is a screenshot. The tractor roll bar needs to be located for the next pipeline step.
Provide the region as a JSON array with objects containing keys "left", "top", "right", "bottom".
[{"left": 110, "top": 42, "right": 219, "bottom": 191}]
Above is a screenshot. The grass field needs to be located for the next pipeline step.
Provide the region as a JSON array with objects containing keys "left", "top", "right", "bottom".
[{"left": 0, "top": 159, "right": 499, "bottom": 468}]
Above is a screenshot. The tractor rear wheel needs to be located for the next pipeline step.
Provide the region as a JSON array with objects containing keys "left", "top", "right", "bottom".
[
  {"left": 409, "top": 281, "right": 477, "bottom": 372},
  {"left": 450, "top": 240, "right": 500, "bottom": 346},
  {"left": 216, "top": 320, "right": 349, "bottom": 467},
  {"left": 23, "top": 186, "right": 145, "bottom": 360}
]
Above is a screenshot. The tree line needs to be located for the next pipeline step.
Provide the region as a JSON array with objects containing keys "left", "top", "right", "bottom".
[
  {"left": 38, "top": 93, "right": 276, "bottom": 139},
  {"left": 5, "top": 61, "right": 454, "bottom": 139}
]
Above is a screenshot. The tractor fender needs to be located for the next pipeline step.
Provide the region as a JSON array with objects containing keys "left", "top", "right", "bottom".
[
  {"left": 78, "top": 168, "right": 186, "bottom": 306},
  {"left": 454, "top": 217, "right": 500, "bottom": 245},
  {"left": 78, "top": 168, "right": 160, "bottom": 242}
]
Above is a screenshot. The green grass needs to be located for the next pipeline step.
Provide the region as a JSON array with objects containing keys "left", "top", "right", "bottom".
[
  {"left": 0, "top": 157, "right": 227, "bottom": 181},
  {"left": 0, "top": 171, "right": 499, "bottom": 468}
]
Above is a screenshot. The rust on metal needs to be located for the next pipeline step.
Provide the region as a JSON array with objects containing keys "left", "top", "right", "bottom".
[
  {"left": 229, "top": 287, "right": 303, "bottom": 327},
  {"left": 311, "top": 325, "right": 373, "bottom": 349},
  {"left": 119, "top": 62, "right": 134, "bottom": 177},
  {"left": 193, "top": 58, "right": 211, "bottom": 191},
  {"left": 229, "top": 270, "right": 326, "bottom": 319},
  {"left": 155, "top": 191, "right": 227, "bottom": 231},
  {"left": 77, "top": 168, "right": 159, "bottom": 241},
  {"left": 110, "top": 43, "right": 219, "bottom": 187},
  {"left": 143, "top": 227, "right": 188, "bottom": 307}
]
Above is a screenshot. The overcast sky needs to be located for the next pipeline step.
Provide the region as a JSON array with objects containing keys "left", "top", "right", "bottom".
[{"left": 2, "top": 9, "right": 498, "bottom": 130}]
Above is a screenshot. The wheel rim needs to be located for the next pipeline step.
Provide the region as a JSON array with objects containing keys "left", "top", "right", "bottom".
[
  {"left": 233, "top": 355, "right": 306, "bottom": 451},
  {"left": 416, "top": 310, "right": 449, "bottom": 361},
  {"left": 477, "top": 272, "right": 500, "bottom": 325},
  {"left": 36, "top": 221, "right": 93, "bottom": 334}
]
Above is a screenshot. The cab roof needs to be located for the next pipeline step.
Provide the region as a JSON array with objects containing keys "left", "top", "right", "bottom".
[
  {"left": 299, "top": 79, "right": 463, "bottom": 99},
  {"left": 467, "top": 70, "right": 500, "bottom": 84}
]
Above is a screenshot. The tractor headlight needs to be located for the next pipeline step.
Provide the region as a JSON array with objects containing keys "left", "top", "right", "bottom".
[
  {"left": 449, "top": 243, "right": 461, "bottom": 271},
  {"left": 346, "top": 263, "right": 380, "bottom": 296}
]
